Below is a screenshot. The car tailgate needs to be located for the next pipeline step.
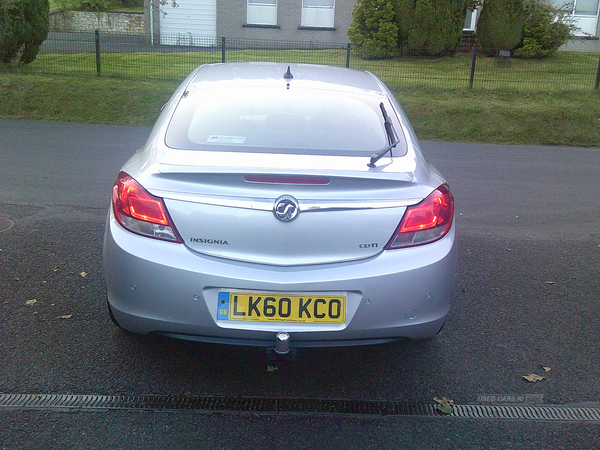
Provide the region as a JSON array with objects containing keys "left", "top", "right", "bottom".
[{"left": 149, "top": 166, "right": 425, "bottom": 266}]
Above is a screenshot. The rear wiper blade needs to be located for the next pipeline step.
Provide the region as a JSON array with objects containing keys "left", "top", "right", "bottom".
[{"left": 368, "top": 103, "right": 398, "bottom": 168}]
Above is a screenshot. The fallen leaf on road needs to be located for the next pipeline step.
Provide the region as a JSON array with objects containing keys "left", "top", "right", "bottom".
[
  {"left": 57, "top": 314, "right": 73, "bottom": 319},
  {"left": 523, "top": 373, "right": 545, "bottom": 383},
  {"left": 80, "top": 272, "right": 87, "bottom": 278},
  {"left": 433, "top": 396, "right": 454, "bottom": 414},
  {"left": 540, "top": 365, "right": 551, "bottom": 372},
  {"left": 267, "top": 365, "right": 279, "bottom": 372},
  {"left": 545, "top": 281, "right": 556, "bottom": 285},
  {"left": 25, "top": 299, "right": 37, "bottom": 306}
]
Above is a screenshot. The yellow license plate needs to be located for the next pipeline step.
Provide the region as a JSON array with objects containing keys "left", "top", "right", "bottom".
[{"left": 217, "top": 292, "right": 346, "bottom": 324}]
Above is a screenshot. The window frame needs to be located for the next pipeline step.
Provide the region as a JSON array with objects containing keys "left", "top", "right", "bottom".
[
  {"left": 247, "top": 0, "right": 278, "bottom": 26},
  {"left": 551, "top": 0, "right": 600, "bottom": 16},
  {"left": 300, "top": 0, "right": 336, "bottom": 29}
]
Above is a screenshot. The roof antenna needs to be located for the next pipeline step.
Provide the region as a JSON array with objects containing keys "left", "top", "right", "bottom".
[{"left": 283, "top": 66, "right": 293, "bottom": 80}]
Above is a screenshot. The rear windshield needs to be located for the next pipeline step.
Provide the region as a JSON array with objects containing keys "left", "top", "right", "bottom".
[{"left": 165, "top": 87, "right": 406, "bottom": 157}]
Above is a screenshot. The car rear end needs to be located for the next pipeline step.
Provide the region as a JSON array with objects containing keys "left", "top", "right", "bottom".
[{"left": 103, "top": 63, "right": 456, "bottom": 347}]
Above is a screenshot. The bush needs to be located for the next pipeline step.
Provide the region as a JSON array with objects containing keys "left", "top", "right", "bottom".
[
  {"left": 0, "top": 0, "right": 50, "bottom": 67},
  {"left": 347, "top": 0, "right": 399, "bottom": 59},
  {"left": 395, "top": 0, "right": 473, "bottom": 56},
  {"left": 73, "top": 0, "right": 111, "bottom": 11},
  {"left": 61, "top": 0, "right": 142, "bottom": 12},
  {"left": 513, "top": 0, "right": 574, "bottom": 59},
  {"left": 477, "top": 0, "right": 528, "bottom": 53},
  {"left": 118, "top": 0, "right": 143, "bottom": 6}
]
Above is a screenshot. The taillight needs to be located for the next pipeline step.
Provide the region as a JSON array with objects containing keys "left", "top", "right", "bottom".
[
  {"left": 386, "top": 184, "right": 454, "bottom": 249},
  {"left": 112, "top": 172, "right": 182, "bottom": 243}
]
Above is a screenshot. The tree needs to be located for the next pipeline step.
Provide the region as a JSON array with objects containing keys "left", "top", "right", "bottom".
[
  {"left": 347, "top": 0, "right": 399, "bottom": 59},
  {"left": 476, "top": 0, "right": 528, "bottom": 54},
  {"left": 395, "top": 0, "right": 474, "bottom": 56},
  {"left": 513, "top": 0, "right": 574, "bottom": 59},
  {"left": 0, "top": 0, "right": 50, "bottom": 66}
]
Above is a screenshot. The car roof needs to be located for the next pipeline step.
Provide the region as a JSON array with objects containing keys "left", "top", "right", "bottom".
[{"left": 187, "top": 62, "right": 386, "bottom": 95}]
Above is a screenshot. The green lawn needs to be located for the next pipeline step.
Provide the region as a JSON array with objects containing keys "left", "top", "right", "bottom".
[
  {"left": 2, "top": 49, "right": 600, "bottom": 146},
  {"left": 21, "top": 49, "right": 600, "bottom": 92}
]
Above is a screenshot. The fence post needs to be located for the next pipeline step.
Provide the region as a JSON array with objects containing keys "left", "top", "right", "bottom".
[
  {"left": 222, "top": 37, "right": 226, "bottom": 64},
  {"left": 95, "top": 30, "right": 101, "bottom": 77},
  {"left": 346, "top": 43, "right": 351, "bottom": 68},
  {"left": 595, "top": 53, "right": 600, "bottom": 90},
  {"left": 469, "top": 45, "right": 477, "bottom": 89}
]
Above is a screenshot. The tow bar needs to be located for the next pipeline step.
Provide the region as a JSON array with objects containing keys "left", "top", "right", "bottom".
[{"left": 266, "top": 332, "right": 297, "bottom": 361}]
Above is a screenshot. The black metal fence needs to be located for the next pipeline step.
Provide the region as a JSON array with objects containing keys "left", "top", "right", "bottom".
[{"left": 28, "top": 31, "right": 600, "bottom": 91}]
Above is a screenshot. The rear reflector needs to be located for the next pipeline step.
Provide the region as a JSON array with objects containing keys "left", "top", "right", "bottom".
[
  {"left": 112, "top": 172, "right": 182, "bottom": 243},
  {"left": 386, "top": 184, "right": 454, "bottom": 249}
]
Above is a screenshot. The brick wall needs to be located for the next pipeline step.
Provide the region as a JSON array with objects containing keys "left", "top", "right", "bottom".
[{"left": 50, "top": 11, "right": 145, "bottom": 35}]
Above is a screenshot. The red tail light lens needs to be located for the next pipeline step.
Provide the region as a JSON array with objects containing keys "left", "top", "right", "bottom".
[
  {"left": 386, "top": 184, "right": 454, "bottom": 249},
  {"left": 245, "top": 175, "right": 330, "bottom": 185},
  {"left": 112, "top": 172, "right": 182, "bottom": 243}
]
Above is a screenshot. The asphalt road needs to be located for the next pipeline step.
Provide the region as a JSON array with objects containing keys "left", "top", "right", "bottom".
[{"left": 1, "top": 119, "right": 599, "bottom": 449}]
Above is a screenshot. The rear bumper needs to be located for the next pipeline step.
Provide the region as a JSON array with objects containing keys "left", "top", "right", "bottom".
[{"left": 103, "top": 210, "right": 456, "bottom": 347}]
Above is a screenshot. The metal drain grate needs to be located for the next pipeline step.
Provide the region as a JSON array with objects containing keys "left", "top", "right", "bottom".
[
  {"left": 1, "top": 394, "right": 600, "bottom": 421},
  {"left": 454, "top": 404, "right": 600, "bottom": 421},
  {"left": 278, "top": 398, "right": 439, "bottom": 416},
  {"left": 0, "top": 394, "right": 278, "bottom": 413}
]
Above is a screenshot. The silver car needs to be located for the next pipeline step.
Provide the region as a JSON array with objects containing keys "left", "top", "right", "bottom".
[{"left": 103, "top": 62, "right": 456, "bottom": 352}]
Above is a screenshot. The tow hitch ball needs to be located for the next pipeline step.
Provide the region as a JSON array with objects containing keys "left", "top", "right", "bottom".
[{"left": 266, "top": 332, "right": 297, "bottom": 360}]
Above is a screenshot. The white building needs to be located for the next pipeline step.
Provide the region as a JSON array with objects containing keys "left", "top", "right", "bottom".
[{"left": 146, "top": 1, "right": 600, "bottom": 51}]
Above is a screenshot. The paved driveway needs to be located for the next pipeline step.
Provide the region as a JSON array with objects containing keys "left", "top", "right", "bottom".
[{"left": 1, "top": 119, "right": 599, "bottom": 448}]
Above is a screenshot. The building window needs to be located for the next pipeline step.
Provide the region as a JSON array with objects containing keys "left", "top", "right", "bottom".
[
  {"left": 573, "top": 0, "right": 600, "bottom": 15},
  {"left": 247, "top": 0, "right": 277, "bottom": 26},
  {"left": 551, "top": 0, "right": 599, "bottom": 16},
  {"left": 301, "top": 0, "right": 335, "bottom": 28},
  {"left": 551, "top": 0, "right": 599, "bottom": 36}
]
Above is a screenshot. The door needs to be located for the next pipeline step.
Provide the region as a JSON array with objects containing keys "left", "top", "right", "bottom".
[{"left": 159, "top": 0, "right": 217, "bottom": 47}]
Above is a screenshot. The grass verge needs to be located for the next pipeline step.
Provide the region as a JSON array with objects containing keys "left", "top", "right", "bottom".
[
  {"left": 0, "top": 74, "right": 177, "bottom": 126},
  {"left": 1, "top": 73, "right": 599, "bottom": 147},
  {"left": 23, "top": 50, "right": 600, "bottom": 92},
  {"left": 396, "top": 87, "right": 600, "bottom": 146}
]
